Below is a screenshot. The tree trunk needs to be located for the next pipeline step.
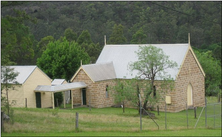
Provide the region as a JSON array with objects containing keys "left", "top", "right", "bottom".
[
  {"left": 142, "top": 78, "right": 155, "bottom": 112},
  {"left": 122, "top": 101, "right": 125, "bottom": 113},
  {"left": 6, "top": 89, "right": 9, "bottom": 116}
]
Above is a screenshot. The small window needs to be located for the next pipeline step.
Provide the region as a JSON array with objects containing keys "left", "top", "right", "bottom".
[
  {"left": 153, "top": 86, "right": 156, "bottom": 98},
  {"left": 106, "top": 85, "right": 109, "bottom": 98}
]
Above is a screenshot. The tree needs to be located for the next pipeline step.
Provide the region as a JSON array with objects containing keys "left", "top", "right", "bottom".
[
  {"left": 64, "top": 28, "right": 77, "bottom": 42},
  {"left": 129, "top": 45, "right": 177, "bottom": 112},
  {"left": 37, "top": 37, "right": 90, "bottom": 81},
  {"left": 35, "top": 35, "right": 55, "bottom": 61},
  {"left": 37, "top": 36, "right": 55, "bottom": 53},
  {"left": 130, "top": 28, "right": 147, "bottom": 44},
  {"left": 77, "top": 30, "right": 101, "bottom": 63},
  {"left": 37, "top": 38, "right": 90, "bottom": 106},
  {"left": 1, "top": 9, "right": 37, "bottom": 65},
  {"left": 77, "top": 30, "right": 93, "bottom": 45},
  {"left": 194, "top": 50, "right": 221, "bottom": 96},
  {"left": 109, "top": 78, "right": 136, "bottom": 113},
  {"left": 108, "top": 24, "right": 127, "bottom": 44},
  {"left": 1, "top": 66, "right": 19, "bottom": 116}
]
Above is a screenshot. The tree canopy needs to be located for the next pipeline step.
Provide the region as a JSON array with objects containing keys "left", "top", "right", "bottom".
[
  {"left": 129, "top": 45, "right": 177, "bottom": 110},
  {"left": 108, "top": 24, "right": 127, "bottom": 44},
  {"left": 37, "top": 38, "right": 90, "bottom": 81},
  {"left": 194, "top": 50, "right": 221, "bottom": 96}
]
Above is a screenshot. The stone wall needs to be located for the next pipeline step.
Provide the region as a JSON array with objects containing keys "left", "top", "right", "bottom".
[
  {"left": 72, "top": 69, "right": 115, "bottom": 108},
  {"left": 71, "top": 48, "right": 205, "bottom": 112},
  {"left": 155, "top": 49, "right": 205, "bottom": 112}
]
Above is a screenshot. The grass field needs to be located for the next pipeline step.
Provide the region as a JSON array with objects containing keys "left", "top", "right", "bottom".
[{"left": 1, "top": 97, "right": 221, "bottom": 136}]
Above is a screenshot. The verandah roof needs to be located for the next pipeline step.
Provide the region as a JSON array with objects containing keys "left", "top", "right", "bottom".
[{"left": 34, "top": 82, "right": 87, "bottom": 93}]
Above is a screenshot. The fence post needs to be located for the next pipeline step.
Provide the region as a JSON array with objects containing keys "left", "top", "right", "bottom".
[
  {"left": 25, "top": 98, "right": 27, "bottom": 108},
  {"left": 194, "top": 107, "right": 197, "bottom": 119},
  {"left": 139, "top": 94, "right": 142, "bottom": 132},
  {"left": 214, "top": 104, "right": 215, "bottom": 128},
  {"left": 205, "top": 98, "right": 207, "bottom": 128},
  {"left": 165, "top": 101, "right": 167, "bottom": 130},
  {"left": 1, "top": 112, "right": 4, "bottom": 132},
  {"left": 157, "top": 105, "right": 159, "bottom": 116},
  {"left": 186, "top": 102, "right": 188, "bottom": 129},
  {"left": 75, "top": 112, "right": 79, "bottom": 130}
]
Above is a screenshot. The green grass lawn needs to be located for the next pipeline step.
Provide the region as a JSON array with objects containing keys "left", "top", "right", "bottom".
[{"left": 1, "top": 97, "right": 221, "bottom": 136}]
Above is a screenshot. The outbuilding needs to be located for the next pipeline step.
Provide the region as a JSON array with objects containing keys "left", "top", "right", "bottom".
[{"left": 1, "top": 66, "right": 52, "bottom": 108}]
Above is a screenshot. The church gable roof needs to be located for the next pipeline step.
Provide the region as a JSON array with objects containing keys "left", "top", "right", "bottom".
[{"left": 96, "top": 44, "right": 189, "bottom": 80}]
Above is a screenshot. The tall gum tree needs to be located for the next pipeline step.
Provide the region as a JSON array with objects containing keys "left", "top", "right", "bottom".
[{"left": 129, "top": 45, "right": 177, "bottom": 112}]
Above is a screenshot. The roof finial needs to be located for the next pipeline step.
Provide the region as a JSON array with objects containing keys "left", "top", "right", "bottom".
[
  {"left": 81, "top": 60, "right": 82, "bottom": 66},
  {"left": 104, "top": 35, "right": 106, "bottom": 46},
  {"left": 188, "top": 33, "right": 190, "bottom": 45}
]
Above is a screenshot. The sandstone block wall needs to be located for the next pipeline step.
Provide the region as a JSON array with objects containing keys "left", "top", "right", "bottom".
[
  {"left": 72, "top": 48, "right": 205, "bottom": 112},
  {"left": 72, "top": 69, "right": 115, "bottom": 108},
  {"left": 155, "top": 49, "right": 205, "bottom": 112}
]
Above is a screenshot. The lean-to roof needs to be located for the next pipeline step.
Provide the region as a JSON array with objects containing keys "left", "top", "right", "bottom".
[{"left": 34, "top": 82, "right": 87, "bottom": 92}]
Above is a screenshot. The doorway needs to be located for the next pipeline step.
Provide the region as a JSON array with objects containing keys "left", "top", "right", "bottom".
[
  {"left": 187, "top": 84, "right": 193, "bottom": 106},
  {"left": 35, "top": 92, "right": 41, "bottom": 108},
  {"left": 82, "top": 88, "right": 86, "bottom": 105}
]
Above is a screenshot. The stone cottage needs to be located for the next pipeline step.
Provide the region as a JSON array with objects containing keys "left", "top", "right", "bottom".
[{"left": 70, "top": 42, "right": 205, "bottom": 112}]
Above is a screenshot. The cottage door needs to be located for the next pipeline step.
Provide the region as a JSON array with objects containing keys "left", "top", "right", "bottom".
[
  {"left": 35, "top": 92, "right": 41, "bottom": 108},
  {"left": 187, "top": 84, "right": 193, "bottom": 106},
  {"left": 82, "top": 88, "right": 86, "bottom": 105}
]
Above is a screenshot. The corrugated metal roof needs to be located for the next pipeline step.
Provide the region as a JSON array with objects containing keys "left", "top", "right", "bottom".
[
  {"left": 34, "top": 82, "right": 87, "bottom": 92},
  {"left": 82, "top": 62, "right": 116, "bottom": 82},
  {"left": 1, "top": 66, "right": 37, "bottom": 84},
  {"left": 51, "top": 79, "right": 66, "bottom": 85},
  {"left": 96, "top": 44, "right": 189, "bottom": 80}
]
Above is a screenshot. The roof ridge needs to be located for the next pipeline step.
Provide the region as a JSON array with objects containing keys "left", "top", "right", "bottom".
[
  {"left": 105, "top": 43, "right": 189, "bottom": 46},
  {"left": 82, "top": 61, "right": 113, "bottom": 67}
]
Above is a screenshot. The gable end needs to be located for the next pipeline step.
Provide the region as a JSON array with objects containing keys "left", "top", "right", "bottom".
[
  {"left": 176, "top": 45, "right": 205, "bottom": 79},
  {"left": 70, "top": 67, "right": 95, "bottom": 83},
  {"left": 24, "top": 67, "right": 52, "bottom": 85}
]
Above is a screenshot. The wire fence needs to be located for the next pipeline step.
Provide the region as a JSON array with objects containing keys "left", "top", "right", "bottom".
[
  {"left": 205, "top": 99, "right": 221, "bottom": 128},
  {"left": 146, "top": 97, "right": 221, "bottom": 130}
]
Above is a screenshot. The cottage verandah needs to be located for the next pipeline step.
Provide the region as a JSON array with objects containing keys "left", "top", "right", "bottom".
[{"left": 34, "top": 82, "right": 87, "bottom": 109}]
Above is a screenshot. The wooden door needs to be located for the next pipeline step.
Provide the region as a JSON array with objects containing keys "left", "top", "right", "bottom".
[
  {"left": 187, "top": 84, "right": 193, "bottom": 106},
  {"left": 35, "top": 92, "right": 41, "bottom": 108},
  {"left": 82, "top": 88, "right": 86, "bottom": 105}
]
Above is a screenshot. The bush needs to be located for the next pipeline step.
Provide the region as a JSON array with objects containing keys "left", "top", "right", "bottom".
[{"left": 54, "top": 92, "right": 63, "bottom": 107}]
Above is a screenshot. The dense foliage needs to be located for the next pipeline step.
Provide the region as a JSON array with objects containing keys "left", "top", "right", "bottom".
[
  {"left": 1, "top": 1, "right": 221, "bottom": 95},
  {"left": 37, "top": 38, "right": 90, "bottom": 81},
  {"left": 194, "top": 50, "right": 221, "bottom": 96}
]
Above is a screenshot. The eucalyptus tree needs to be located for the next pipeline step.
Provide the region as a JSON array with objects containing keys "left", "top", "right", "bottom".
[
  {"left": 129, "top": 45, "right": 177, "bottom": 111},
  {"left": 1, "top": 66, "right": 19, "bottom": 116},
  {"left": 108, "top": 24, "right": 127, "bottom": 44}
]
